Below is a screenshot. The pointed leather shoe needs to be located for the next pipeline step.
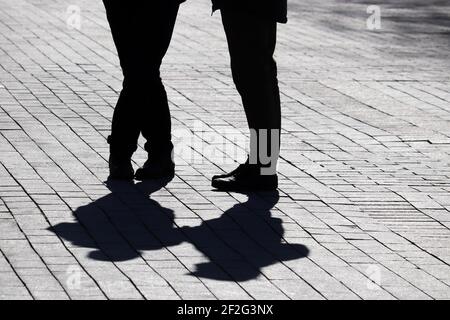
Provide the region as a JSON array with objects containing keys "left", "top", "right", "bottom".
[{"left": 212, "top": 163, "right": 278, "bottom": 191}]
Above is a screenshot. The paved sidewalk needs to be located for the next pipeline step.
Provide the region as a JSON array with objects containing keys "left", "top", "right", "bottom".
[{"left": 1, "top": 0, "right": 450, "bottom": 300}]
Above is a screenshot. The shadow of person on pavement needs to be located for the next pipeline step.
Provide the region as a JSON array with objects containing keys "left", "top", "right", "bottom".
[
  {"left": 49, "top": 180, "right": 309, "bottom": 282},
  {"left": 49, "top": 178, "right": 179, "bottom": 262},
  {"left": 186, "top": 190, "right": 309, "bottom": 281}
]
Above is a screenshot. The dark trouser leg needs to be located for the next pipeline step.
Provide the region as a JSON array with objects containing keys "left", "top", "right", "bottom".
[
  {"left": 103, "top": 1, "right": 179, "bottom": 159},
  {"left": 221, "top": 8, "right": 281, "bottom": 173}
]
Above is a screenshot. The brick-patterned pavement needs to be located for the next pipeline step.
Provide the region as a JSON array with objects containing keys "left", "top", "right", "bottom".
[{"left": 1, "top": 0, "right": 450, "bottom": 300}]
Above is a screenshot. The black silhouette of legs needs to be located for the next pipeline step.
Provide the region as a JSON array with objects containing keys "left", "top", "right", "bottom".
[
  {"left": 212, "top": 9, "right": 281, "bottom": 190},
  {"left": 103, "top": 1, "right": 179, "bottom": 160},
  {"left": 221, "top": 8, "right": 281, "bottom": 167}
]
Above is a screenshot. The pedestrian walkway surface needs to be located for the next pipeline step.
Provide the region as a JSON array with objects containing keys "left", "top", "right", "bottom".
[{"left": 0, "top": 0, "right": 450, "bottom": 299}]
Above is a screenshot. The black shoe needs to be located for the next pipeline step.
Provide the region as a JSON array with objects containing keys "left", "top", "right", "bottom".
[
  {"left": 108, "top": 156, "right": 134, "bottom": 181},
  {"left": 212, "top": 163, "right": 278, "bottom": 191},
  {"left": 135, "top": 158, "right": 175, "bottom": 181}
]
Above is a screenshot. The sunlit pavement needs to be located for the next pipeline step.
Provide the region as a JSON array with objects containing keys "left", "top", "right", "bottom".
[{"left": 0, "top": 0, "right": 450, "bottom": 299}]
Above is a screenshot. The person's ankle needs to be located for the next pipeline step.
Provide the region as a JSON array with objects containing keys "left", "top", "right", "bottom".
[{"left": 243, "top": 158, "right": 278, "bottom": 176}]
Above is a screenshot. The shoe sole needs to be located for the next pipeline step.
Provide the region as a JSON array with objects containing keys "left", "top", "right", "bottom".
[
  {"left": 107, "top": 174, "right": 134, "bottom": 181},
  {"left": 134, "top": 170, "right": 175, "bottom": 181},
  {"left": 211, "top": 180, "right": 278, "bottom": 192}
]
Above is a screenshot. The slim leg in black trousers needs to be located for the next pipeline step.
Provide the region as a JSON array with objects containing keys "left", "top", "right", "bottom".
[
  {"left": 103, "top": 1, "right": 179, "bottom": 163},
  {"left": 222, "top": 9, "right": 281, "bottom": 171},
  {"left": 212, "top": 8, "right": 281, "bottom": 190}
]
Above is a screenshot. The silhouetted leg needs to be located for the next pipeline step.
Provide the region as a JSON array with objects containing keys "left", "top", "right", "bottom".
[
  {"left": 221, "top": 9, "right": 281, "bottom": 169},
  {"left": 103, "top": 1, "right": 138, "bottom": 160},
  {"left": 103, "top": 1, "right": 179, "bottom": 160},
  {"left": 137, "top": 4, "right": 179, "bottom": 158}
]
